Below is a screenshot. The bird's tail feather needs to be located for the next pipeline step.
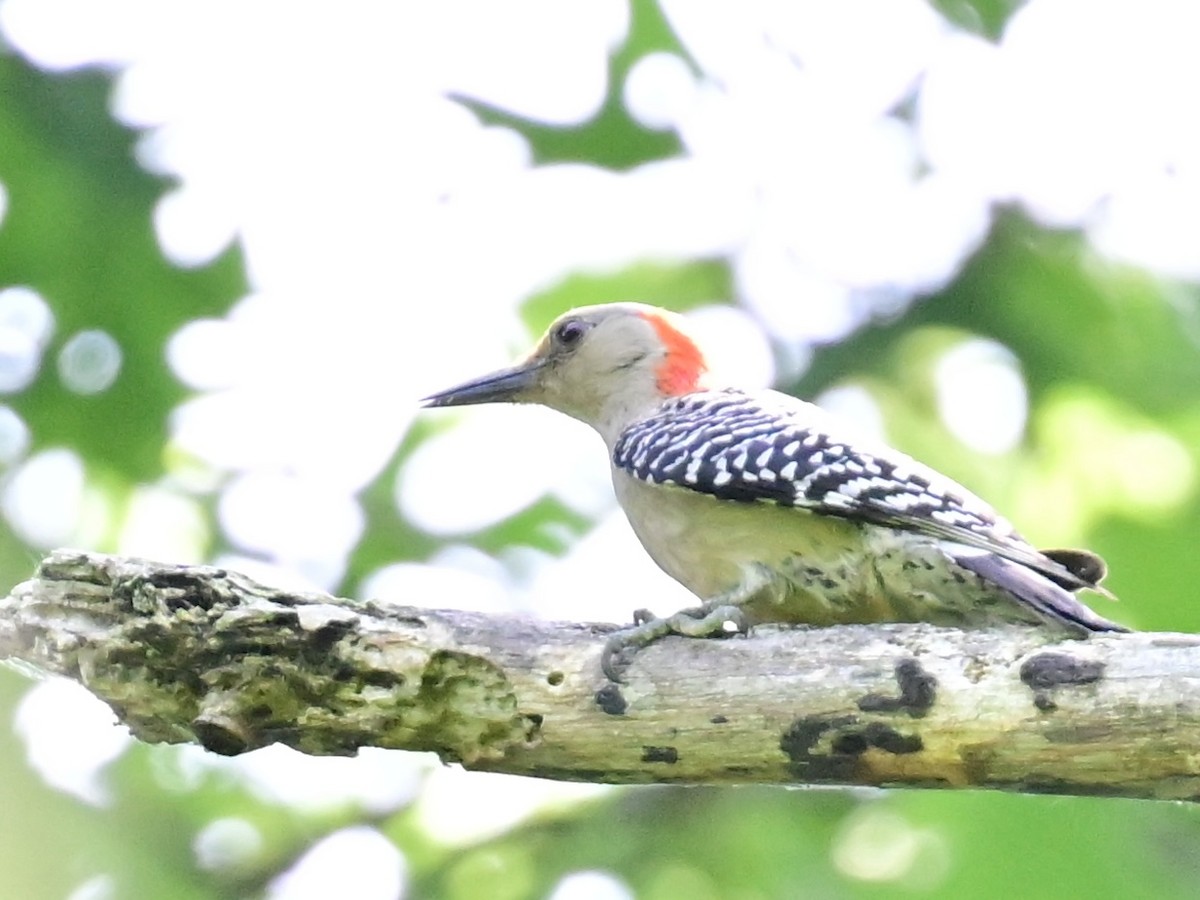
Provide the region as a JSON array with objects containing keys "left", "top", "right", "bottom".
[{"left": 952, "top": 549, "right": 1128, "bottom": 633}]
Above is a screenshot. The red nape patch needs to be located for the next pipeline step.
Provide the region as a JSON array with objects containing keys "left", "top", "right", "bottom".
[{"left": 641, "top": 311, "right": 708, "bottom": 395}]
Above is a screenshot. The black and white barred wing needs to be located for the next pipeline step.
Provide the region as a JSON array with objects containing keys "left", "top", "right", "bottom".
[{"left": 611, "top": 389, "right": 1106, "bottom": 596}]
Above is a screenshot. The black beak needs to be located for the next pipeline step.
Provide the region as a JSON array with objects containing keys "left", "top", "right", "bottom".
[{"left": 421, "top": 360, "right": 545, "bottom": 408}]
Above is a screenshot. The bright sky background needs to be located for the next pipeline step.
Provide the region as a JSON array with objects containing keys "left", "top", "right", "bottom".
[{"left": 3, "top": 0, "right": 1200, "bottom": 895}]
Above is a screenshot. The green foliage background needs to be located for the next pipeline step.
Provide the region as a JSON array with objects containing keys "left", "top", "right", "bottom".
[{"left": 2, "top": 3, "right": 1200, "bottom": 898}]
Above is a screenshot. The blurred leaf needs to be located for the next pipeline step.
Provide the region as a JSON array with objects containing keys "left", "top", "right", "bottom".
[
  {"left": 523, "top": 258, "right": 731, "bottom": 332},
  {"left": 406, "top": 787, "right": 857, "bottom": 898},
  {"left": 897, "top": 790, "right": 1200, "bottom": 899},
  {"left": 800, "top": 212, "right": 1200, "bottom": 416},
  {"left": 928, "top": 0, "right": 1027, "bottom": 39},
  {"left": 0, "top": 55, "right": 245, "bottom": 484},
  {"left": 452, "top": 0, "right": 686, "bottom": 169},
  {"left": 0, "top": 669, "right": 106, "bottom": 899}
]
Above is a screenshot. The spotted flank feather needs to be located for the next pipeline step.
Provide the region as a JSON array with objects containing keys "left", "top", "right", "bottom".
[{"left": 611, "top": 388, "right": 1109, "bottom": 597}]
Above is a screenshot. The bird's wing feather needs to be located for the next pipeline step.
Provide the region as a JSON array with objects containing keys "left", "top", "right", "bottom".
[{"left": 612, "top": 389, "right": 1103, "bottom": 594}]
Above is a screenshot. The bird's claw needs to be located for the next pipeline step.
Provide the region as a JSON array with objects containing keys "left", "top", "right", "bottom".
[{"left": 601, "top": 603, "right": 750, "bottom": 682}]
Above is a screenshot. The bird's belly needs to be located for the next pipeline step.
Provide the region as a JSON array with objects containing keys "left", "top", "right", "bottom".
[
  {"left": 611, "top": 473, "right": 1038, "bottom": 627},
  {"left": 613, "top": 473, "right": 877, "bottom": 623}
]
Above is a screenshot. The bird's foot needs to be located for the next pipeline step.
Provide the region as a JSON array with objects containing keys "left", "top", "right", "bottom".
[{"left": 601, "top": 603, "right": 749, "bottom": 683}]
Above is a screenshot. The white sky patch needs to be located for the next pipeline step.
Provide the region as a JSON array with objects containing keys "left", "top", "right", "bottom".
[
  {"left": 218, "top": 470, "right": 364, "bottom": 590},
  {"left": 686, "top": 304, "right": 776, "bottom": 389},
  {"left": 935, "top": 339, "right": 1028, "bottom": 454},
  {"left": 400, "top": 404, "right": 606, "bottom": 535},
  {"left": 1091, "top": 173, "right": 1200, "bottom": 281},
  {"left": 116, "top": 485, "right": 209, "bottom": 562},
  {"left": 813, "top": 385, "right": 888, "bottom": 446},
  {"left": 187, "top": 742, "right": 429, "bottom": 815},
  {"left": 548, "top": 871, "right": 635, "bottom": 900},
  {"left": 193, "top": 817, "right": 264, "bottom": 872},
  {"left": 361, "top": 555, "right": 514, "bottom": 616},
  {"left": 153, "top": 183, "right": 238, "bottom": 268},
  {"left": 166, "top": 316, "right": 250, "bottom": 392},
  {"left": 624, "top": 52, "right": 698, "bottom": 131},
  {"left": 168, "top": 289, "right": 431, "bottom": 492},
  {"left": 658, "top": 0, "right": 983, "bottom": 330},
  {"left": 0, "top": 286, "right": 54, "bottom": 393},
  {"left": 14, "top": 678, "right": 131, "bottom": 805},
  {"left": 2, "top": 448, "right": 85, "bottom": 547},
  {"left": 266, "top": 826, "right": 407, "bottom": 900},
  {"left": 0, "top": 405, "right": 30, "bottom": 463},
  {"left": 523, "top": 511, "right": 695, "bottom": 622},
  {"left": 413, "top": 768, "right": 609, "bottom": 847},
  {"left": 921, "top": 0, "right": 1200, "bottom": 237}
]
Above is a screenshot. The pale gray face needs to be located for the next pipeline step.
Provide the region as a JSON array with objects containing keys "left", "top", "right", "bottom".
[{"left": 421, "top": 303, "right": 673, "bottom": 433}]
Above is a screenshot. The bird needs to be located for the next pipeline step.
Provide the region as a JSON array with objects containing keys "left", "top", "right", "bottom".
[{"left": 422, "top": 302, "right": 1126, "bottom": 680}]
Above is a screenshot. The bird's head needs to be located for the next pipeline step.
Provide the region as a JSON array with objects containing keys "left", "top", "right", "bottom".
[{"left": 422, "top": 303, "right": 710, "bottom": 440}]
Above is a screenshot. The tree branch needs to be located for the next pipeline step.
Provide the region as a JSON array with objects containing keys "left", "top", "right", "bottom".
[{"left": 1, "top": 549, "right": 1197, "bottom": 800}]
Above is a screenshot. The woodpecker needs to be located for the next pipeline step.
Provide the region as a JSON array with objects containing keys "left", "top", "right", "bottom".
[{"left": 422, "top": 302, "right": 1126, "bottom": 681}]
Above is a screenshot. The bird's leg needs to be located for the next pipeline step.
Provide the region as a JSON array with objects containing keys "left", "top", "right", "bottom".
[{"left": 601, "top": 566, "right": 776, "bottom": 682}]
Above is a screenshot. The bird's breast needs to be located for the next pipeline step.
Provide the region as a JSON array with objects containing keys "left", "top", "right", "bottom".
[
  {"left": 612, "top": 469, "right": 870, "bottom": 613},
  {"left": 609, "top": 469, "right": 1043, "bottom": 628}
]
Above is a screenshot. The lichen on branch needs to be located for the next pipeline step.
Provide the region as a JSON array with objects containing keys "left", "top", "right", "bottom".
[{"left": 2, "top": 550, "right": 1199, "bottom": 801}]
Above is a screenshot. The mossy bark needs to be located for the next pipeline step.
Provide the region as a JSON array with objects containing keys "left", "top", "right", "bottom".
[{"left": 3, "top": 550, "right": 1198, "bottom": 801}]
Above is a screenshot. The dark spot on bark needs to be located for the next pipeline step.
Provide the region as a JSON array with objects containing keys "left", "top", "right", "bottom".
[
  {"left": 525, "top": 714, "right": 543, "bottom": 742},
  {"left": 780, "top": 714, "right": 860, "bottom": 780},
  {"left": 858, "top": 658, "right": 937, "bottom": 717},
  {"left": 864, "top": 722, "right": 924, "bottom": 754},
  {"left": 137, "top": 569, "right": 229, "bottom": 611},
  {"left": 546, "top": 671, "right": 564, "bottom": 686},
  {"left": 781, "top": 715, "right": 854, "bottom": 759},
  {"left": 642, "top": 746, "right": 679, "bottom": 764},
  {"left": 896, "top": 659, "right": 937, "bottom": 711},
  {"left": 1022, "top": 652, "right": 1104, "bottom": 715},
  {"left": 259, "top": 610, "right": 302, "bottom": 631},
  {"left": 595, "top": 683, "right": 627, "bottom": 716},
  {"left": 310, "top": 617, "right": 355, "bottom": 653},
  {"left": 1020, "top": 653, "right": 1105, "bottom": 690},
  {"left": 832, "top": 731, "right": 869, "bottom": 755},
  {"left": 362, "top": 669, "right": 404, "bottom": 688},
  {"left": 153, "top": 568, "right": 215, "bottom": 590},
  {"left": 711, "top": 714, "right": 729, "bottom": 724},
  {"left": 832, "top": 722, "right": 923, "bottom": 756},
  {"left": 192, "top": 716, "right": 249, "bottom": 756}
]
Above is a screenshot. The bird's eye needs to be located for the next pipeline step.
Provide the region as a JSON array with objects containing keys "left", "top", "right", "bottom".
[{"left": 554, "top": 320, "right": 588, "bottom": 347}]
